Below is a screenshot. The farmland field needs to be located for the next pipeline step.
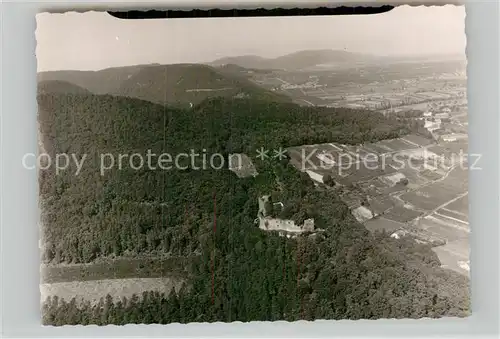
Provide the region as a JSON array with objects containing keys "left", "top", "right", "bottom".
[
  {"left": 41, "top": 257, "right": 195, "bottom": 284},
  {"left": 40, "top": 277, "right": 185, "bottom": 305},
  {"left": 400, "top": 168, "right": 468, "bottom": 211},
  {"left": 383, "top": 206, "right": 424, "bottom": 223},
  {"left": 443, "top": 195, "right": 469, "bottom": 215},
  {"left": 364, "top": 217, "right": 404, "bottom": 233},
  {"left": 438, "top": 207, "right": 469, "bottom": 223},
  {"left": 414, "top": 215, "right": 468, "bottom": 242},
  {"left": 287, "top": 131, "right": 469, "bottom": 278},
  {"left": 432, "top": 239, "right": 470, "bottom": 276}
]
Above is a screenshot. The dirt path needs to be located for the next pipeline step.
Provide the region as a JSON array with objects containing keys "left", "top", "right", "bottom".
[
  {"left": 421, "top": 192, "right": 469, "bottom": 220},
  {"left": 299, "top": 98, "right": 314, "bottom": 106}
]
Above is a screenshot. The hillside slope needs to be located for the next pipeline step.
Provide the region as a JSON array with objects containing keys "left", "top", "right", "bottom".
[
  {"left": 37, "top": 64, "right": 158, "bottom": 95},
  {"left": 114, "top": 63, "right": 290, "bottom": 107},
  {"left": 38, "top": 93, "right": 469, "bottom": 324},
  {"left": 38, "top": 80, "right": 91, "bottom": 95},
  {"left": 210, "top": 55, "right": 269, "bottom": 69},
  {"left": 38, "top": 63, "right": 290, "bottom": 108}
]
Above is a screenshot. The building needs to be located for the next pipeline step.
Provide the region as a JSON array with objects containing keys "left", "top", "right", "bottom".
[
  {"left": 441, "top": 135, "right": 457, "bottom": 142},
  {"left": 257, "top": 195, "right": 271, "bottom": 218},
  {"left": 306, "top": 170, "right": 326, "bottom": 183},
  {"left": 256, "top": 196, "right": 316, "bottom": 234},
  {"left": 380, "top": 172, "right": 407, "bottom": 187},
  {"left": 228, "top": 153, "right": 258, "bottom": 178},
  {"left": 352, "top": 206, "right": 374, "bottom": 223},
  {"left": 458, "top": 260, "right": 470, "bottom": 272},
  {"left": 424, "top": 120, "right": 441, "bottom": 133},
  {"left": 390, "top": 229, "right": 407, "bottom": 239},
  {"left": 302, "top": 219, "right": 315, "bottom": 232},
  {"left": 435, "top": 112, "right": 450, "bottom": 120},
  {"left": 439, "top": 133, "right": 468, "bottom": 143},
  {"left": 257, "top": 216, "right": 316, "bottom": 234}
]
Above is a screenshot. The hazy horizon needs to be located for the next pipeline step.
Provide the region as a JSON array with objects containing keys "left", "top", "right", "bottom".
[{"left": 36, "top": 5, "right": 466, "bottom": 72}]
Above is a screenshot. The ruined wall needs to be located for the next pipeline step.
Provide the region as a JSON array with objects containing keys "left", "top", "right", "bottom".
[{"left": 259, "top": 217, "right": 315, "bottom": 234}]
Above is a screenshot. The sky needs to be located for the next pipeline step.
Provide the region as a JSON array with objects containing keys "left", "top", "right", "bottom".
[{"left": 36, "top": 5, "right": 466, "bottom": 72}]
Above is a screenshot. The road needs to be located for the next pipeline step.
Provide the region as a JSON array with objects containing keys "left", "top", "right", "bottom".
[
  {"left": 421, "top": 191, "right": 469, "bottom": 221},
  {"left": 298, "top": 99, "right": 314, "bottom": 106}
]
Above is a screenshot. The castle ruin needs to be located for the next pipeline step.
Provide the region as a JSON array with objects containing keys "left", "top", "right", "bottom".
[{"left": 255, "top": 195, "right": 315, "bottom": 234}]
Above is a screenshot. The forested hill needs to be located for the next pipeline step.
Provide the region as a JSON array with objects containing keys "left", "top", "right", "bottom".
[
  {"left": 38, "top": 63, "right": 291, "bottom": 108},
  {"left": 114, "top": 64, "right": 291, "bottom": 108},
  {"left": 37, "top": 64, "right": 158, "bottom": 95},
  {"left": 38, "top": 92, "right": 411, "bottom": 165},
  {"left": 38, "top": 80, "right": 91, "bottom": 95},
  {"left": 38, "top": 92, "right": 469, "bottom": 324},
  {"left": 191, "top": 98, "right": 410, "bottom": 153},
  {"left": 210, "top": 49, "right": 372, "bottom": 70}
]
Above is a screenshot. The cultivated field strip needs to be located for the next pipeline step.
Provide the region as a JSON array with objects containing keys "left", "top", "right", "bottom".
[
  {"left": 41, "top": 256, "right": 195, "bottom": 284},
  {"left": 40, "top": 277, "right": 185, "bottom": 305},
  {"left": 287, "top": 134, "right": 469, "bottom": 276}
]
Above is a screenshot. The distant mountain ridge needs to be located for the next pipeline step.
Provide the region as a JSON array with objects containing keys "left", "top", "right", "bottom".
[
  {"left": 210, "top": 55, "right": 269, "bottom": 69},
  {"left": 210, "top": 49, "right": 374, "bottom": 70},
  {"left": 210, "top": 49, "right": 467, "bottom": 71}
]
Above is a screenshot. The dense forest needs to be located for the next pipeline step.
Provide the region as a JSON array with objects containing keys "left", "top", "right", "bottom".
[
  {"left": 38, "top": 91, "right": 469, "bottom": 324},
  {"left": 38, "top": 64, "right": 292, "bottom": 109}
]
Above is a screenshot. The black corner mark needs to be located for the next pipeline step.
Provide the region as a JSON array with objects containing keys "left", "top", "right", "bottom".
[{"left": 107, "top": 6, "right": 394, "bottom": 20}]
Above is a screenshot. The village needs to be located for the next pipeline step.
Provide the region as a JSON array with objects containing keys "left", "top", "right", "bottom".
[
  {"left": 225, "top": 58, "right": 469, "bottom": 275},
  {"left": 247, "top": 59, "right": 467, "bottom": 110},
  {"left": 286, "top": 129, "right": 469, "bottom": 276},
  {"left": 229, "top": 129, "right": 469, "bottom": 276},
  {"left": 226, "top": 89, "right": 469, "bottom": 276}
]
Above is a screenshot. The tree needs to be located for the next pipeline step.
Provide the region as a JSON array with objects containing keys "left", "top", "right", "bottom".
[
  {"left": 399, "top": 178, "right": 409, "bottom": 186},
  {"left": 323, "top": 174, "right": 335, "bottom": 187}
]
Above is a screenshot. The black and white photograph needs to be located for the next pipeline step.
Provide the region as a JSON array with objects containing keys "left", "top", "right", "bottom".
[{"left": 35, "top": 5, "right": 470, "bottom": 326}]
